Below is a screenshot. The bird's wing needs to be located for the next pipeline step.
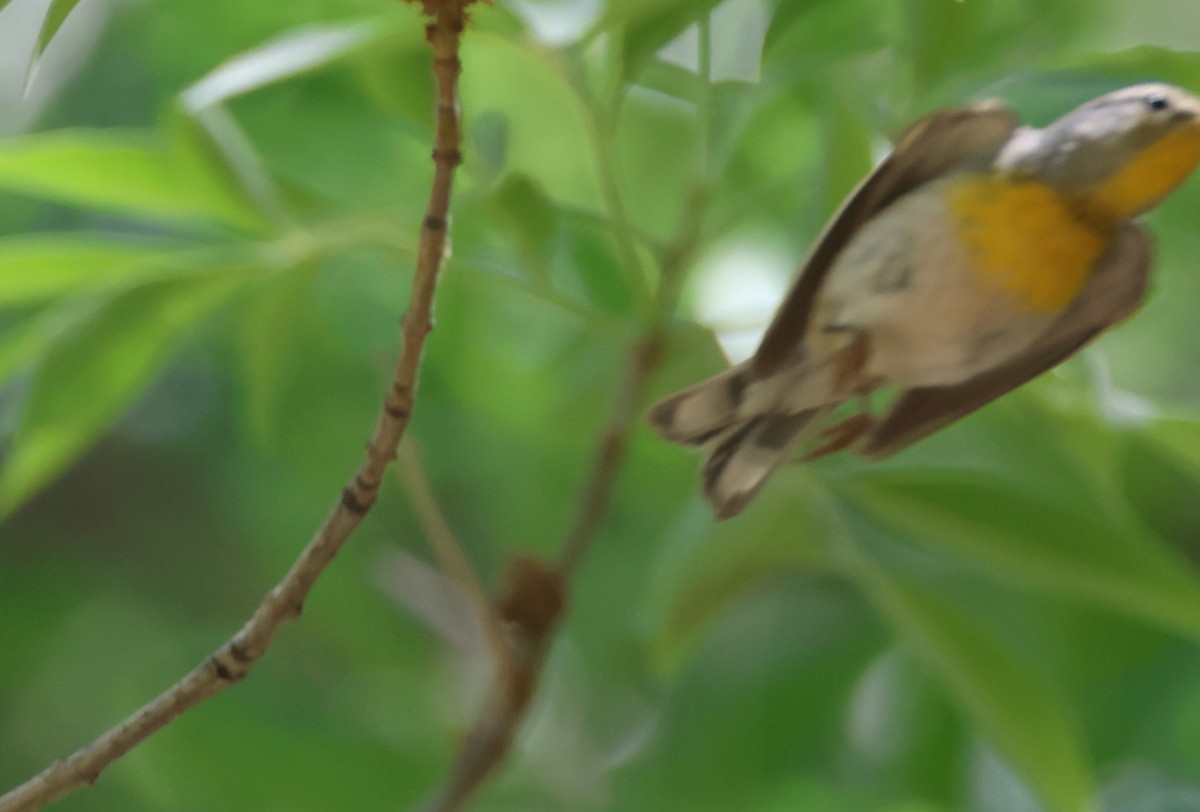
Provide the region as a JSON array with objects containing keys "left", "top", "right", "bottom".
[
  {"left": 752, "top": 103, "right": 1022, "bottom": 377},
  {"left": 859, "top": 223, "right": 1153, "bottom": 459}
]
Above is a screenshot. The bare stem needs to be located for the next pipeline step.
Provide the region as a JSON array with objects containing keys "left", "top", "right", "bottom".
[
  {"left": 0, "top": 3, "right": 471, "bottom": 810},
  {"left": 397, "top": 441, "right": 514, "bottom": 683},
  {"left": 419, "top": 23, "right": 716, "bottom": 808},
  {"left": 556, "top": 332, "right": 664, "bottom": 576}
]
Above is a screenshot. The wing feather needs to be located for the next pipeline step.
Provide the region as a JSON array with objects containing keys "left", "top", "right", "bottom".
[
  {"left": 859, "top": 224, "right": 1153, "bottom": 459},
  {"left": 752, "top": 104, "right": 1022, "bottom": 376}
]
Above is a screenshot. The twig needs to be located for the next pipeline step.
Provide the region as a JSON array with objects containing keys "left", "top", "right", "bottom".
[
  {"left": 556, "top": 182, "right": 707, "bottom": 583},
  {"left": 557, "top": 332, "right": 665, "bottom": 576},
  {"left": 397, "top": 441, "right": 513, "bottom": 682},
  {"left": 415, "top": 325, "right": 669, "bottom": 812},
  {"left": 419, "top": 19, "right": 716, "bottom": 809},
  {"left": 416, "top": 273, "right": 681, "bottom": 812},
  {"left": 0, "top": 3, "right": 471, "bottom": 810},
  {"left": 418, "top": 553, "right": 565, "bottom": 812}
]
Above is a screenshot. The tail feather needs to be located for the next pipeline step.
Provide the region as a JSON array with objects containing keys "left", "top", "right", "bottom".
[
  {"left": 648, "top": 363, "right": 753, "bottom": 446},
  {"left": 649, "top": 355, "right": 849, "bottom": 519},
  {"left": 702, "top": 407, "right": 831, "bottom": 519}
]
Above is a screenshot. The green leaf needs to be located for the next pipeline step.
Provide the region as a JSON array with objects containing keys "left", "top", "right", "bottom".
[
  {"left": 167, "top": 104, "right": 291, "bottom": 228},
  {"left": 0, "top": 270, "right": 250, "bottom": 514},
  {"left": 1120, "top": 416, "right": 1200, "bottom": 557},
  {"left": 180, "top": 21, "right": 383, "bottom": 111},
  {"left": 170, "top": 19, "right": 417, "bottom": 228},
  {"left": 604, "top": 0, "right": 709, "bottom": 27},
  {"left": 614, "top": 84, "right": 699, "bottom": 237},
  {"left": 350, "top": 28, "right": 437, "bottom": 128},
  {"left": 644, "top": 471, "right": 833, "bottom": 673},
  {"left": 1068, "top": 45, "right": 1200, "bottom": 90},
  {"left": 762, "top": 0, "right": 835, "bottom": 52},
  {"left": 472, "top": 111, "right": 509, "bottom": 177},
  {"left": 633, "top": 58, "right": 707, "bottom": 105},
  {"left": 832, "top": 468, "right": 1200, "bottom": 640},
  {"left": 34, "top": 0, "right": 82, "bottom": 56},
  {"left": 619, "top": 0, "right": 725, "bottom": 82},
  {"left": 560, "top": 221, "right": 635, "bottom": 316},
  {"left": 718, "top": 88, "right": 822, "bottom": 214},
  {"left": 762, "top": 0, "right": 897, "bottom": 84},
  {"left": 847, "top": 553, "right": 1093, "bottom": 812},
  {"left": 1137, "top": 413, "right": 1200, "bottom": 474},
  {"left": 0, "top": 236, "right": 178, "bottom": 305},
  {"left": 821, "top": 91, "right": 874, "bottom": 217},
  {"left": 0, "top": 130, "right": 270, "bottom": 231},
  {"left": 236, "top": 267, "right": 316, "bottom": 442},
  {"left": 751, "top": 777, "right": 861, "bottom": 812},
  {"left": 13, "top": 0, "right": 86, "bottom": 83},
  {"left": 845, "top": 647, "right": 966, "bottom": 802},
  {"left": 0, "top": 314, "right": 54, "bottom": 385},
  {"left": 898, "top": 0, "right": 1097, "bottom": 94},
  {"left": 458, "top": 33, "right": 600, "bottom": 209},
  {"left": 490, "top": 173, "right": 557, "bottom": 282},
  {"left": 901, "top": 0, "right": 992, "bottom": 88}
]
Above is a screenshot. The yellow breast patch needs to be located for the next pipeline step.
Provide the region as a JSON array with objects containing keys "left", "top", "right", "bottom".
[{"left": 948, "top": 176, "right": 1107, "bottom": 314}]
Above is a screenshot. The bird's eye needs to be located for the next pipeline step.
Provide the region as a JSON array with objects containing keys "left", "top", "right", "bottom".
[{"left": 1146, "top": 93, "right": 1171, "bottom": 111}]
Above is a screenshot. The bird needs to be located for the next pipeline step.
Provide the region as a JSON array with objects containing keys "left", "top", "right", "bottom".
[{"left": 648, "top": 83, "right": 1200, "bottom": 520}]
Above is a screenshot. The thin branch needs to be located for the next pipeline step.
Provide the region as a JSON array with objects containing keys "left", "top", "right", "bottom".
[
  {"left": 574, "top": 71, "right": 653, "bottom": 314},
  {"left": 419, "top": 18, "right": 717, "bottom": 809},
  {"left": 418, "top": 553, "right": 565, "bottom": 812},
  {"left": 397, "top": 441, "right": 513, "bottom": 683},
  {"left": 557, "top": 332, "right": 664, "bottom": 576},
  {"left": 559, "top": 182, "right": 708, "bottom": 581},
  {"left": 0, "top": 3, "right": 472, "bottom": 810},
  {"left": 417, "top": 253, "right": 687, "bottom": 812}
]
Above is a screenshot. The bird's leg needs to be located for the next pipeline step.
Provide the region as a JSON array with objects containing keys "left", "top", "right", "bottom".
[
  {"left": 803, "top": 412, "right": 874, "bottom": 460},
  {"left": 803, "top": 387, "right": 877, "bottom": 461}
]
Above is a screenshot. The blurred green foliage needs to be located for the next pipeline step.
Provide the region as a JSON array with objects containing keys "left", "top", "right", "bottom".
[{"left": 2, "top": 0, "right": 1200, "bottom": 810}]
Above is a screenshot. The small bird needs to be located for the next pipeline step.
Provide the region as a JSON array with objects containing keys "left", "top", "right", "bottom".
[{"left": 649, "top": 83, "right": 1200, "bottom": 520}]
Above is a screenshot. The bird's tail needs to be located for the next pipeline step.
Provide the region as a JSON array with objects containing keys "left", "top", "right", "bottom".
[
  {"left": 647, "top": 363, "right": 757, "bottom": 447},
  {"left": 648, "top": 361, "right": 839, "bottom": 519}
]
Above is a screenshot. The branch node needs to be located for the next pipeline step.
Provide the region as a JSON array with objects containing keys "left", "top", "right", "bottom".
[
  {"left": 210, "top": 655, "right": 240, "bottom": 683},
  {"left": 431, "top": 147, "right": 463, "bottom": 166},
  {"left": 495, "top": 555, "right": 566, "bottom": 642},
  {"left": 365, "top": 441, "right": 400, "bottom": 464},
  {"left": 340, "top": 486, "right": 373, "bottom": 515},
  {"left": 638, "top": 334, "right": 666, "bottom": 369},
  {"left": 398, "top": 315, "right": 434, "bottom": 340}
]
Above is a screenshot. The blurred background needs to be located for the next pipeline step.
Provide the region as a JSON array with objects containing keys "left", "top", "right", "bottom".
[{"left": 2, "top": 0, "right": 1200, "bottom": 810}]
